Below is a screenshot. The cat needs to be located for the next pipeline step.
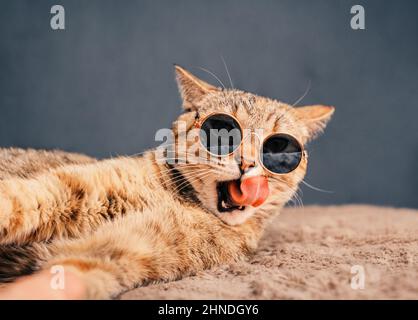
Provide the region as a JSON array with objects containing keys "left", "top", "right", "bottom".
[{"left": 0, "top": 66, "right": 334, "bottom": 299}]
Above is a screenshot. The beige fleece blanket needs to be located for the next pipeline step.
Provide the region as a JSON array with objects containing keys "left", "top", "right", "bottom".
[{"left": 120, "top": 205, "right": 418, "bottom": 300}]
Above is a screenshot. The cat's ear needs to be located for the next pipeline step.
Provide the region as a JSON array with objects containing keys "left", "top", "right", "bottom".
[
  {"left": 174, "top": 65, "right": 219, "bottom": 110},
  {"left": 293, "top": 105, "right": 335, "bottom": 142}
]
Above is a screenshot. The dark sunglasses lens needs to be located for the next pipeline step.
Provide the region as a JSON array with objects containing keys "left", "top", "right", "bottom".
[
  {"left": 262, "top": 134, "right": 302, "bottom": 174},
  {"left": 200, "top": 114, "right": 242, "bottom": 155}
]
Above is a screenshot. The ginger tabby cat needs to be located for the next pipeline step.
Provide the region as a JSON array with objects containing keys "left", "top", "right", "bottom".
[{"left": 0, "top": 66, "right": 334, "bottom": 299}]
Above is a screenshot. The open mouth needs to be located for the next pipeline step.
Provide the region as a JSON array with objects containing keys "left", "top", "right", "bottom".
[
  {"left": 216, "top": 176, "right": 270, "bottom": 213},
  {"left": 216, "top": 180, "right": 246, "bottom": 213}
]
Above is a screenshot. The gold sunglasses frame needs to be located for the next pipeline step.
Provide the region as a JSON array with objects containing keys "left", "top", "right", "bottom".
[{"left": 194, "top": 112, "right": 304, "bottom": 174}]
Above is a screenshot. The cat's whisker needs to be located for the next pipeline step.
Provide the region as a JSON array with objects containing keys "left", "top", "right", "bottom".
[
  {"left": 298, "top": 188, "right": 304, "bottom": 208},
  {"left": 148, "top": 167, "right": 213, "bottom": 184},
  {"left": 275, "top": 80, "right": 313, "bottom": 125},
  {"left": 156, "top": 167, "right": 218, "bottom": 188},
  {"left": 193, "top": 66, "right": 226, "bottom": 89},
  {"left": 170, "top": 171, "right": 215, "bottom": 194},
  {"left": 159, "top": 156, "right": 221, "bottom": 165},
  {"left": 170, "top": 172, "right": 214, "bottom": 192},
  {"left": 127, "top": 142, "right": 182, "bottom": 158},
  {"left": 147, "top": 171, "right": 216, "bottom": 189},
  {"left": 143, "top": 162, "right": 204, "bottom": 174},
  {"left": 127, "top": 150, "right": 154, "bottom": 158},
  {"left": 162, "top": 167, "right": 215, "bottom": 182},
  {"left": 160, "top": 154, "right": 236, "bottom": 171},
  {"left": 292, "top": 188, "right": 304, "bottom": 209},
  {"left": 220, "top": 55, "right": 234, "bottom": 89},
  {"left": 301, "top": 180, "right": 334, "bottom": 194},
  {"left": 292, "top": 80, "right": 312, "bottom": 107},
  {"left": 158, "top": 174, "right": 210, "bottom": 192},
  {"left": 168, "top": 150, "right": 237, "bottom": 164},
  {"left": 154, "top": 160, "right": 226, "bottom": 174},
  {"left": 147, "top": 161, "right": 236, "bottom": 183}
]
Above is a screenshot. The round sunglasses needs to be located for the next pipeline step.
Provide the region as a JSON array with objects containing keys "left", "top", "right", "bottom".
[{"left": 195, "top": 113, "right": 304, "bottom": 174}]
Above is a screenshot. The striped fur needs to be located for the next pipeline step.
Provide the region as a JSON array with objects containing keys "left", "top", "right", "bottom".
[{"left": 0, "top": 66, "right": 334, "bottom": 298}]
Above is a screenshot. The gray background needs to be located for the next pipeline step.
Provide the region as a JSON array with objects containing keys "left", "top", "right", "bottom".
[{"left": 0, "top": 0, "right": 417, "bottom": 208}]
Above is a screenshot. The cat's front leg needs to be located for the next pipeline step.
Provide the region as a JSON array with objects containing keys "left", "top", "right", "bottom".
[
  {"left": 41, "top": 216, "right": 194, "bottom": 298},
  {"left": 0, "top": 181, "right": 34, "bottom": 244},
  {"left": 0, "top": 177, "right": 61, "bottom": 244},
  {"left": 40, "top": 211, "right": 243, "bottom": 299},
  {"left": 0, "top": 157, "right": 144, "bottom": 245}
]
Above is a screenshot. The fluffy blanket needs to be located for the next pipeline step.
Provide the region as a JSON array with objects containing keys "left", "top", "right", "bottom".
[{"left": 120, "top": 205, "right": 418, "bottom": 300}]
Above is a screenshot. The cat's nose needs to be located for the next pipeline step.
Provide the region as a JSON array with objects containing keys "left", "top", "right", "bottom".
[
  {"left": 240, "top": 158, "right": 256, "bottom": 174},
  {"left": 238, "top": 132, "right": 260, "bottom": 174}
]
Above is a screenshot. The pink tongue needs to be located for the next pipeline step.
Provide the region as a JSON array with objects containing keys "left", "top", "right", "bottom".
[{"left": 227, "top": 176, "right": 269, "bottom": 207}]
